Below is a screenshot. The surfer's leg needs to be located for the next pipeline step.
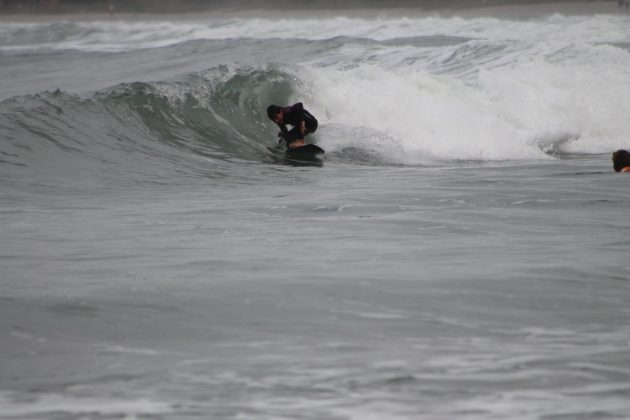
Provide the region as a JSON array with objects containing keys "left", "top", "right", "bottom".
[
  {"left": 285, "top": 126, "right": 304, "bottom": 148},
  {"left": 287, "top": 139, "right": 305, "bottom": 149}
]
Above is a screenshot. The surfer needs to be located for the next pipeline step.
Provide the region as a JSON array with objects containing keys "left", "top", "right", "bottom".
[
  {"left": 612, "top": 149, "right": 630, "bottom": 172},
  {"left": 267, "top": 103, "right": 318, "bottom": 149}
]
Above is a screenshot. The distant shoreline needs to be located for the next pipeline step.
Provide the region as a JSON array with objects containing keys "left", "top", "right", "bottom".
[{"left": 0, "top": 1, "right": 622, "bottom": 22}]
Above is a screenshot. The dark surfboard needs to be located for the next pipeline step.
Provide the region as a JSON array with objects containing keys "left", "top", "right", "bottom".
[
  {"left": 285, "top": 144, "right": 324, "bottom": 158},
  {"left": 267, "top": 143, "right": 325, "bottom": 166}
]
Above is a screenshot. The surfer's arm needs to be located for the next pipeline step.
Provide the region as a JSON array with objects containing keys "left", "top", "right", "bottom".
[
  {"left": 277, "top": 123, "right": 288, "bottom": 137},
  {"left": 294, "top": 102, "right": 306, "bottom": 136}
]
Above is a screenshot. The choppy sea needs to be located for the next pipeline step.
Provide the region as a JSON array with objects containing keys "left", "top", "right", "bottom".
[{"left": 1, "top": 7, "right": 630, "bottom": 419}]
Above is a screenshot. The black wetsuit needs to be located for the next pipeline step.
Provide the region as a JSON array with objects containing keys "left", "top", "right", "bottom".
[{"left": 276, "top": 102, "right": 318, "bottom": 146}]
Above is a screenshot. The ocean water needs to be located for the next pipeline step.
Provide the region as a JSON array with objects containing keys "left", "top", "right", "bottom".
[{"left": 1, "top": 8, "right": 630, "bottom": 419}]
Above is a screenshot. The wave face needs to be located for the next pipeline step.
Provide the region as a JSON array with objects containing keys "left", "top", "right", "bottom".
[
  {"left": 0, "top": 66, "right": 301, "bottom": 186},
  {"left": 2, "top": 13, "right": 630, "bottom": 184}
]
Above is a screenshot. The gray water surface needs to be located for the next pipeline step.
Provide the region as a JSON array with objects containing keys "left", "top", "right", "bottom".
[{"left": 2, "top": 157, "right": 629, "bottom": 419}]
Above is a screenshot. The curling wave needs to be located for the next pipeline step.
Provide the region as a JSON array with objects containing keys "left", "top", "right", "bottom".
[{"left": 0, "top": 66, "right": 302, "bottom": 186}]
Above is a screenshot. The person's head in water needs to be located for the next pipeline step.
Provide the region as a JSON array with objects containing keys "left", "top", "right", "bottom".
[
  {"left": 612, "top": 149, "right": 630, "bottom": 172},
  {"left": 267, "top": 105, "right": 284, "bottom": 124}
]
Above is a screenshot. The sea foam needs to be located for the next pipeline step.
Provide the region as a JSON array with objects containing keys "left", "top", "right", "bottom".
[{"left": 307, "top": 49, "right": 630, "bottom": 162}]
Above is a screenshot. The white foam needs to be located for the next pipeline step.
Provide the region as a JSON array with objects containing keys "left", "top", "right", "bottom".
[
  {"left": 306, "top": 53, "right": 630, "bottom": 162},
  {"left": 0, "top": 392, "right": 171, "bottom": 417},
  {"left": 1, "top": 14, "right": 629, "bottom": 51}
]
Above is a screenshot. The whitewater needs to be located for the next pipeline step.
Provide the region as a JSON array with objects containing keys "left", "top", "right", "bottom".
[{"left": 1, "top": 5, "right": 630, "bottom": 419}]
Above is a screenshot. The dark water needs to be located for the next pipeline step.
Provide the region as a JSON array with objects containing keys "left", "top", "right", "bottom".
[{"left": 1, "top": 10, "right": 630, "bottom": 419}]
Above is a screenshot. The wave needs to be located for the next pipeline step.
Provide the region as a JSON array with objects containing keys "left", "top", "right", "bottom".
[
  {"left": 0, "top": 66, "right": 300, "bottom": 186},
  {"left": 2, "top": 53, "right": 630, "bottom": 187}
]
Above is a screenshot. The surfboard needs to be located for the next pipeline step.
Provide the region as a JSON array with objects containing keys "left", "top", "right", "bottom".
[
  {"left": 285, "top": 144, "right": 325, "bottom": 158},
  {"left": 267, "top": 143, "right": 325, "bottom": 166}
]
